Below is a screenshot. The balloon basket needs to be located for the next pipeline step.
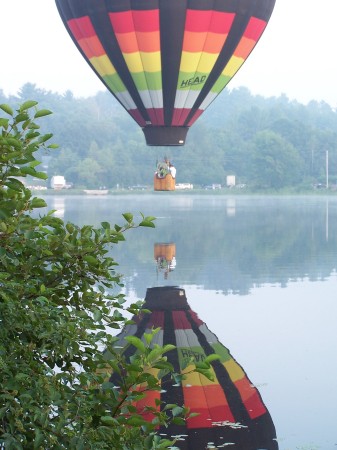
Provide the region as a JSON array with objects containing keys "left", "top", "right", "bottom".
[
  {"left": 154, "top": 174, "right": 175, "bottom": 191},
  {"left": 154, "top": 243, "right": 176, "bottom": 261}
]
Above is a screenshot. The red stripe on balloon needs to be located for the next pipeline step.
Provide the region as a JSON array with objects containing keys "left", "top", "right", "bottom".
[
  {"left": 109, "top": 10, "right": 159, "bottom": 34},
  {"left": 147, "top": 109, "right": 165, "bottom": 126},
  {"left": 185, "top": 9, "right": 234, "bottom": 34},
  {"left": 172, "top": 109, "right": 191, "bottom": 126},
  {"left": 244, "top": 16, "right": 267, "bottom": 41},
  {"left": 68, "top": 16, "right": 95, "bottom": 39},
  {"left": 188, "top": 310, "right": 204, "bottom": 327},
  {"left": 128, "top": 109, "right": 147, "bottom": 127},
  {"left": 187, "top": 109, "right": 204, "bottom": 126},
  {"left": 146, "top": 310, "right": 165, "bottom": 328},
  {"left": 172, "top": 310, "right": 193, "bottom": 329}
]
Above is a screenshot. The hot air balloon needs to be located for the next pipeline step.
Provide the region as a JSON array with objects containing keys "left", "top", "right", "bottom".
[
  {"left": 55, "top": 0, "right": 276, "bottom": 146},
  {"left": 107, "top": 286, "right": 278, "bottom": 449}
]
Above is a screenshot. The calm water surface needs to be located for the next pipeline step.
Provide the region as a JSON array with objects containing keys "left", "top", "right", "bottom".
[{"left": 43, "top": 194, "right": 337, "bottom": 450}]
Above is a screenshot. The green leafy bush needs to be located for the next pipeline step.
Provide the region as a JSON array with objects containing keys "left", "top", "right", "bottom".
[{"left": 0, "top": 102, "right": 192, "bottom": 449}]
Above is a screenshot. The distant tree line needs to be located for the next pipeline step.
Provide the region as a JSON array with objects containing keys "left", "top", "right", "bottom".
[{"left": 1, "top": 83, "right": 337, "bottom": 190}]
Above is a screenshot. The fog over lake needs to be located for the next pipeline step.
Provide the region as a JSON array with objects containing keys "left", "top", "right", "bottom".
[{"left": 43, "top": 193, "right": 337, "bottom": 449}]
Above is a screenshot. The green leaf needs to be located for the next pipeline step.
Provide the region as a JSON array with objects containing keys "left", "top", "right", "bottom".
[
  {"left": 29, "top": 160, "right": 41, "bottom": 168},
  {"left": 122, "top": 212, "right": 133, "bottom": 223},
  {"left": 0, "top": 118, "right": 9, "bottom": 128},
  {"left": 93, "top": 309, "right": 102, "bottom": 321},
  {"left": 204, "top": 354, "right": 221, "bottom": 364},
  {"left": 33, "top": 428, "right": 44, "bottom": 449},
  {"left": 34, "top": 109, "right": 52, "bottom": 118},
  {"left": 83, "top": 255, "right": 98, "bottom": 266},
  {"left": 171, "top": 406, "right": 184, "bottom": 417},
  {"left": 66, "top": 223, "right": 75, "bottom": 233},
  {"left": 153, "top": 361, "right": 174, "bottom": 372},
  {"left": 0, "top": 103, "right": 13, "bottom": 115},
  {"left": 34, "top": 171, "right": 48, "bottom": 180},
  {"left": 125, "top": 336, "right": 146, "bottom": 353},
  {"left": 147, "top": 347, "right": 164, "bottom": 364},
  {"left": 195, "top": 362, "right": 210, "bottom": 369},
  {"left": 20, "top": 166, "right": 37, "bottom": 176},
  {"left": 15, "top": 112, "right": 29, "bottom": 123},
  {"left": 126, "top": 416, "right": 148, "bottom": 426},
  {"left": 162, "top": 403, "right": 177, "bottom": 411},
  {"left": 4, "top": 178, "right": 25, "bottom": 192},
  {"left": 5, "top": 137, "right": 22, "bottom": 149},
  {"left": 172, "top": 417, "right": 186, "bottom": 426},
  {"left": 194, "top": 368, "right": 215, "bottom": 381},
  {"left": 30, "top": 197, "right": 47, "bottom": 208},
  {"left": 100, "top": 415, "right": 115, "bottom": 426},
  {"left": 139, "top": 219, "right": 155, "bottom": 228},
  {"left": 20, "top": 100, "right": 38, "bottom": 111},
  {"left": 162, "top": 344, "right": 176, "bottom": 354},
  {"left": 38, "top": 133, "right": 53, "bottom": 144},
  {"left": 155, "top": 439, "right": 173, "bottom": 448},
  {"left": 144, "top": 333, "right": 153, "bottom": 345},
  {"left": 0, "top": 209, "right": 10, "bottom": 220}
]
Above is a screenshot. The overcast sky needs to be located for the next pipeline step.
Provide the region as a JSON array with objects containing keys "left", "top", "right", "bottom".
[{"left": 1, "top": 0, "right": 336, "bottom": 106}]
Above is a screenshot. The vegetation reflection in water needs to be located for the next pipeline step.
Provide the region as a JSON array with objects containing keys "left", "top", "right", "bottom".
[{"left": 45, "top": 194, "right": 337, "bottom": 298}]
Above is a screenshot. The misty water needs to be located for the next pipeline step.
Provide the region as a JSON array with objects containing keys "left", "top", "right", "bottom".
[{"left": 43, "top": 193, "right": 337, "bottom": 450}]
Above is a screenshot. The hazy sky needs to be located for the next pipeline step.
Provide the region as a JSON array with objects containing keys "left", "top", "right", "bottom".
[{"left": 1, "top": 0, "right": 337, "bottom": 106}]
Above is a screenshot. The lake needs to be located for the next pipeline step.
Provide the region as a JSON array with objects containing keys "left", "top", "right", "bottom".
[{"left": 43, "top": 193, "right": 337, "bottom": 450}]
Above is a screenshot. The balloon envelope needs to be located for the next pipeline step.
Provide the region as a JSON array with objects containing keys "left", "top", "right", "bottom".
[{"left": 55, "top": 0, "right": 276, "bottom": 146}]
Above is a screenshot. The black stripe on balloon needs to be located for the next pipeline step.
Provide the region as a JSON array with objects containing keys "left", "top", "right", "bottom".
[
  {"left": 211, "top": 0, "right": 276, "bottom": 23},
  {"left": 107, "top": 312, "right": 150, "bottom": 385},
  {"left": 88, "top": 0, "right": 152, "bottom": 123},
  {"left": 183, "top": 14, "right": 251, "bottom": 125},
  {"left": 119, "top": 313, "right": 153, "bottom": 360},
  {"left": 160, "top": 0, "right": 188, "bottom": 126},
  {"left": 55, "top": 0, "right": 88, "bottom": 19},
  {"left": 158, "top": 309, "right": 186, "bottom": 438},
  {"left": 184, "top": 0, "right": 276, "bottom": 125},
  {"left": 185, "top": 309, "right": 251, "bottom": 424},
  {"left": 56, "top": 0, "right": 151, "bottom": 124},
  {"left": 106, "top": 0, "right": 159, "bottom": 12}
]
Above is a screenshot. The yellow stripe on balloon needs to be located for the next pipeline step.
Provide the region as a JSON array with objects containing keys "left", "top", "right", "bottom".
[
  {"left": 180, "top": 52, "right": 202, "bottom": 72},
  {"left": 123, "top": 52, "right": 161, "bottom": 73},
  {"left": 223, "top": 359, "right": 245, "bottom": 382},
  {"left": 222, "top": 55, "right": 244, "bottom": 78},
  {"left": 139, "top": 52, "right": 161, "bottom": 72},
  {"left": 180, "top": 51, "right": 218, "bottom": 74},
  {"left": 90, "top": 55, "right": 117, "bottom": 77},
  {"left": 198, "top": 53, "right": 218, "bottom": 72},
  {"left": 181, "top": 365, "right": 218, "bottom": 386}
]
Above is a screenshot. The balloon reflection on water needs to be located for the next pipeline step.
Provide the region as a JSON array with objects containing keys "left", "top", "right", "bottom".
[
  {"left": 107, "top": 286, "right": 278, "bottom": 449},
  {"left": 154, "top": 243, "right": 177, "bottom": 280}
]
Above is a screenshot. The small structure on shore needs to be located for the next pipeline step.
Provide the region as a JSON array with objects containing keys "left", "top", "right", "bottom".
[{"left": 50, "top": 175, "right": 66, "bottom": 190}]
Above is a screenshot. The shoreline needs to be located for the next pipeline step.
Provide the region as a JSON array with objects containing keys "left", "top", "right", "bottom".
[{"left": 32, "top": 188, "right": 336, "bottom": 197}]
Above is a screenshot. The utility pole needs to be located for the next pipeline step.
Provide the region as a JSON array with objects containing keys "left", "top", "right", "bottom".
[{"left": 325, "top": 150, "right": 329, "bottom": 189}]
